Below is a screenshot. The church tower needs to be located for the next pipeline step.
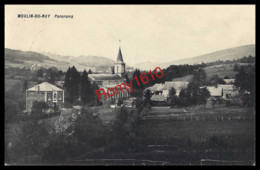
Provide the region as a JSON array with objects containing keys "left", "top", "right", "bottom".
[{"left": 114, "top": 41, "right": 126, "bottom": 77}]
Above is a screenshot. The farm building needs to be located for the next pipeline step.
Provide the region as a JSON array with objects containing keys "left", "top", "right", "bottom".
[
  {"left": 206, "top": 86, "right": 223, "bottom": 97},
  {"left": 223, "top": 79, "right": 235, "bottom": 84},
  {"left": 30, "top": 63, "right": 41, "bottom": 71},
  {"left": 26, "top": 82, "right": 64, "bottom": 112},
  {"left": 218, "top": 84, "right": 239, "bottom": 99},
  {"left": 205, "top": 85, "right": 239, "bottom": 99},
  {"left": 145, "top": 81, "right": 189, "bottom": 102}
]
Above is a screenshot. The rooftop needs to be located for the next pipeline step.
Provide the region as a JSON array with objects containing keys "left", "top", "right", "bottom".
[
  {"left": 206, "top": 86, "right": 223, "bottom": 96},
  {"left": 89, "top": 74, "right": 124, "bottom": 81},
  {"left": 26, "top": 82, "right": 63, "bottom": 91},
  {"left": 147, "top": 81, "right": 189, "bottom": 92}
]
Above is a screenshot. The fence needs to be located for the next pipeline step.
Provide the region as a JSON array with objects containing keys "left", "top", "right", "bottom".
[{"left": 140, "top": 115, "right": 255, "bottom": 121}]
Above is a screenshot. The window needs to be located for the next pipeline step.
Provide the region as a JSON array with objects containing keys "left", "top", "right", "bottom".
[
  {"left": 48, "top": 93, "right": 52, "bottom": 101},
  {"left": 58, "top": 93, "right": 62, "bottom": 100},
  {"left": 53, "top": 92, "right": 57, "bottom": 102}
]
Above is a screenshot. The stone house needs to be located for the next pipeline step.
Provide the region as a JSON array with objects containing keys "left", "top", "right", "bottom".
[{"left": 26, "top": 82, "right": 64, "bottom": 112}]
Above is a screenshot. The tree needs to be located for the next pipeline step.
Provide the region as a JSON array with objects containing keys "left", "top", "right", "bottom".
[
  {"left": 111, "top": 66, "right": 114, "bottom": 74},
  {"left": 64, "top": 66, "right": 81, "bottom": 105},
  {"left": 234, "top": 66, "right": 255, "bottom": 107},
  {"left": 31, "top": 101, "right": 49, "bottom": 116},
  {"left": 74, "top": 108, "right": 108, "bottom": 149},
  {"left": 192, "top": 68, "right": 208, "bottom": 86},
  {"left": 23, "top": 80, "right": 28, "bottom": 92},
  {"left": 197, "top": 88, "right": 210, "bottom": 105},
  {"left": 144, "top": 89, "right": 152, "bottom": 106},
  {"left": 111, "top": 107, "right": 138, "bottom": 150},
  {"left": 210, "top": 75, "right": 226, "bottom": 86},
  {"left": 36, "top": 69, "right": 44, "bottom": 78},
  {"left": 178, "top": 89, "right": 190, "bottom": 107},
  {"left": 88, "top": 69, "right": 92, "bottom": 74},
  {"left": 168, "top": 87, "right": 178, "bottom": 106},
  {"left": 125, "top": 73, "right": 130, "bottom": 84},
  {"left": 234, "top": 64, "right": 239, "bottom": 71},
  {"left": 131, "top": 69, "right": 144, "bottom": 98},
  {"left": 79, "top": 70, "right": 92, "bottom": 105},
  {"left": 117, "top": 98, "right": 124, "bottom": 106},
  {"left": 224, "top": 76, "right": 230, "bottom": 79},
  {"left": 5, "top": 119, "right": 50, "bottom": 164}
]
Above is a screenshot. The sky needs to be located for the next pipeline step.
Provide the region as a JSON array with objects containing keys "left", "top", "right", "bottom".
[{"left": 5, "top": 5, "right": 255, "bottom": 66}]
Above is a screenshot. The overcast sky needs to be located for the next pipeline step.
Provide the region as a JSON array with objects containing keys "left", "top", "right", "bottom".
[{"left": 5, "top": 5, "right": 255, "bottom": 66}]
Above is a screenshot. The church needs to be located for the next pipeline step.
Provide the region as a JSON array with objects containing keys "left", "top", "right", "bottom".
[{"left": 88, "top": 46, "right": 131, "bottom": 104}]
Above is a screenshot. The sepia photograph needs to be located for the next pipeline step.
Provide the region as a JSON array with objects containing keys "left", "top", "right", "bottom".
[{"left": 4, "top": 4, "right": 255, "bottom": 165}]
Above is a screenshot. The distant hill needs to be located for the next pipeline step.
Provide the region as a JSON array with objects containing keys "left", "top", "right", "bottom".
[
  {"left": 70, "top": 55, "right": 114, "bottom": 67},
  {"left": 5, "top": 48, "right": 115, "bottom": 72},
  {"left": 170, "top": 44, "right": 255, "bottom": 65},
  {"left": 5, "top": 48, "right": 57, "bottom": 63},
  {"left": 134, "top": 44, "right": 255, "bottom": 70}
]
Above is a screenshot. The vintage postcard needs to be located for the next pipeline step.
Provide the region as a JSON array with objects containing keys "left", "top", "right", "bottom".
[{"left": 4, "top": 5, "right": 255, "bottom": 165}]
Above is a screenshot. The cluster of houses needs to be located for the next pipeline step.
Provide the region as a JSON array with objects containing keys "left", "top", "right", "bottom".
[
  {"left": 145, "top": 78, "right": 239, "bottom": 107},
  {"left": 26, "top": 46, "right": 131, "bottom": 112},
  {"left": 25, "top": 46, "right": 239, "bottom": 113}
]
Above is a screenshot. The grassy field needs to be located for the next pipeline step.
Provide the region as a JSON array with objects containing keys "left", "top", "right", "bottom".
[
  {"left": 67, "top": 106, "right": 255, "bottom": 165},
  {"left": 203, "top": 64, "right": 238, "bottom": 79},
  {"left": 5, "top": 78, "right": 38, "bottom": 92}
]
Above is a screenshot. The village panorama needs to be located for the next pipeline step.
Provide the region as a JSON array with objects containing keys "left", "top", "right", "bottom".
[{"left": 5, "top": 5, "right": 255, "bottom": 166}]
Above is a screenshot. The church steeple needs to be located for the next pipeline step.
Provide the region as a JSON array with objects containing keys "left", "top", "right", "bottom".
[
  {"left": 114, "top": 40, "right": 126, "bottom": 77},
  {"left": 117, "top": 47, "right": 124, "bottom": 63}
]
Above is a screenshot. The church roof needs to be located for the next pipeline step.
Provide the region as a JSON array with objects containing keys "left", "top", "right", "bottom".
[
  {"left": 26, "top": 82, "right": 63, "bottom": 91},
  {"left": 89, "top": 74, "right": 124, "bottom": 81},
  {"left": 116, "top": 47, "right": 124, "bottom": 63}
]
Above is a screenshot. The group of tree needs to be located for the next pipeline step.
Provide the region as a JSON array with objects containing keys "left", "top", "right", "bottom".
[
  {"left": 234, "top": 65, "right": 255, "bottom": 108},
  {"left": 162, "top": 64, "right": 204, "bottom": 81},
  {"left": 5, "top": 104, "right": 140, "bottom": 164},
  {"left": 35, "top": 67, "right": 64, "bottom": 84},
  {"left": 168, "top": 82, "right": 210, "bottom": 107},
  {"left": 5, "top": 83, "right": 26, "bottom": 122},
  {"left": 206, "top": 55, "right": 255, "bottom": 67},
  {"left": 64, "top": 66, "right": 101, "bottom": 106}
]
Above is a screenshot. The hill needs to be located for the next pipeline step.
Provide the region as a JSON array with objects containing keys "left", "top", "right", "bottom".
[
  {"left": 134, "top": 44, "right": 255, "bottom": 70},
  {"left": 170, "top": 44, "right": 255, "bottom": 66},
  {"left": 5, "top": 48, "right": 115, "bottom": 72}
]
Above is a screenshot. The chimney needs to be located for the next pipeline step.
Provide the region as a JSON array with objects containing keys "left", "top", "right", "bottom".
[{"left": 37, "top": 86, "right": 40, "bottom": 91}]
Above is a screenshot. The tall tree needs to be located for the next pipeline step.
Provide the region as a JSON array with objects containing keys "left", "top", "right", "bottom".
[
  {"left": 80, "top": 70, "right": 92, "bottom": 105},
  {"left": 131, "top": 69, "right": 144, "bottom": 98},
  {"left": 168, "top": 87, "right": 178, "bottom": 106},
  {"left": 144, "top": 89, "right": 152, "bottom": 106},
  {"left": 64, "top": 66, "right": 81, "bottom": 105},
  {"left": 234, "top": 66, "right": 255, "bottom": 107},
  {"left": 192, "top": 68, "right": 208, "bottom": 86}
]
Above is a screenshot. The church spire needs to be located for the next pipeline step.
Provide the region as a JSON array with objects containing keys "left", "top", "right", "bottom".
[{"left": 117, "top": 40, "right": 124, "bottom": 63}]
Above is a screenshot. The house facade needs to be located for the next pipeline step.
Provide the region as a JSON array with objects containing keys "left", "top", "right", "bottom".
[{"left": 26, "top": 82, "right": 64, "bottom": 112}]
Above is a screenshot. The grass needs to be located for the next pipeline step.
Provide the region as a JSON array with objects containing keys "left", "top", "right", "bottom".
[
  {"left": 203, "top": 63, "right": 238, "bottom": 79},
  {"left": 5, "top": 78, "right": 38, "bottom": 92},
  {"left": 172, "top": 74, "right": 194, "bottom": 82}
]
